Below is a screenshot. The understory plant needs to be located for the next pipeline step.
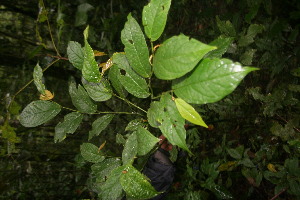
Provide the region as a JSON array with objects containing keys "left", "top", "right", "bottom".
[{"left": 19, "top": 0, "right": 258, "bottom": 199}]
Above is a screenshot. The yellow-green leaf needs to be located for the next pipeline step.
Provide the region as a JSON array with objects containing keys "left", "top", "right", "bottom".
[{"left": 174, "top": 98, "right": 208, "bottom": 128}]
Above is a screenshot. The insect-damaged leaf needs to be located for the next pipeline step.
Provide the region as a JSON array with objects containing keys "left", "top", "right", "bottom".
[
  {"left": 69, "top": 79, "right": 97, "bottom": 113},
  {"left": 80, "top": 143, "right": 105, "bottom": 163},
  {"left": 89, "top": 114, "right": 115, "bottom": 140},
  {"left": 91, "top": 158, "right": 121, "bottom": 182},
  {"left": 121, "top": 13, "right": 151, "bottom": 78},
  {"left": 113, "top": 53, "right": 150, "bottom": 98},
  {"left": 99, "top": 166, "right": 125, "bottom": 200},
  {"left": 54, "top": 112, "right": 83, "bottom": 143},
  {"left": 108, "top": 64, "right": 127, "bottom": 98},
  {"left": 121, "top": 165, "right": 159, "bottom": 199},
  {"left": 33, "top": 63, "right": 46, "bottom": 95},
  {"left": 173, "top": 58, "right": 259, "bottom": 104},
  {"left": 20, "top": 100, "right": 61, "bottom": 127},
  {"left": 153, "top": 34, "right": 216, "bottom": 80},
  {"left": 174, "top": 98, "right": 208, "bottom": 128},
  {"left": 67, "top": 41, "right": 84, "bottom": 70},
  {"left": 147, "top": 93, "right": 191, "bottom": 153},
  {"left": 142, "top": 0, "right": 171, "bottom": 41}
]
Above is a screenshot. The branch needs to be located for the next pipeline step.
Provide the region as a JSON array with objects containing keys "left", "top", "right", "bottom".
[{"left": 269, "top": 188, "right": 287, "bottom": 200}]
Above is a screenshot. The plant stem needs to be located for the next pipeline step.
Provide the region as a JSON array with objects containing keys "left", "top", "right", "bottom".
[
  {"left": 41, "top": 0, "right": 61, "bottom": 56},
  {"left": 113, "top": 94, "right": 147, "bottom": 114}
]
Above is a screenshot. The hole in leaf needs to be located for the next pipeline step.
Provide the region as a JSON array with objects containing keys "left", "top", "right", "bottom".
[
  {"left": 173, "top": 124, "right": 176, "bottom": 127},
  {"left": 120, "top": 69, "right": 126, "bottom": 75},
  {"left": 163, "top": 107, "right": 167, "bottom": 112},
  {"left": 128, "top": 40, "right": 133, "bottom": 44},
  {"left": 162, "top": 5, "right": 165, "bottom": 10}
]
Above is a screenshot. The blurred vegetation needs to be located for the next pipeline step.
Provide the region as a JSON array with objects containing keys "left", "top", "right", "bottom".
[{"left": 0, "top": 0, "right": 300, "bottom": 199}]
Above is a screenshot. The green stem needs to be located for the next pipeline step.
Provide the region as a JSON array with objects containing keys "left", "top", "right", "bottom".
[{"left": 113, "top": 94, "right": 147, "bottom": 114}]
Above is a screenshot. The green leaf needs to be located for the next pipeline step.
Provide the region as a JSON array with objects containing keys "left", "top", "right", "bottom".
[
  {"left": 240, "top": 49, "right": 256, "bottom": 65},
  {"left": 125, "top": 119, "right": 144, "bottom": 132},
  {"left": 227, "top": 148, "right": 242, "bottom": 160},
  {"left": 153, "top": 34, "right": 216, "bottom": 80},
  {"left": 147, "top": 93, "right": 191, "bottom": 152},
  {"left": 121, "top": 14, "right": 151, "bottom": 78},
  {"left": 147, "top": 101, "right": 163, "bottom": 128},
  {"left": 91, "top": 158, "right": 121, "bottom": 182},
  {"left": 80, "top": 143, "right": 105, "bottom": 163},
  {"left": 69, "top": 79, "right": 97, "bottom": 113},
  {"left": 20, "top": 100, "right": 61, "bottom": 127},
  {"left": 33, "top": 63, "right": 46, "bottom": 95},
  {"left": 89, "top": 114, "right": 115, "bottom": 140},
  {"left": 122, "top": 133, "right": 138, "bottom": 165},
  {"left": 216, "top": 16, "right": 236, "bottom": 37},
  {"left": 142, "top": 0, "right": 171, "bottom": 41},
  {"left": 113, "top": 53, "right": 150, "bottom": 98},
  {"left": 67, "top": 41, "right": 84, "bottom": 70},
  {"left": 54, "top": 112, "right": 83, "bottom": 143},
  {"left": 100, "top": 166, "right": 125, "bottom": 200},
  {"left": 108, "top": 65, "right": 127, "bottom": 98},
  {"left": 120, "top": 165, "right": 159, "bottom": 199},
  {"left": 205, "top": 36, "right": 234, "bottom": 58},
  {"left": 173, "top": 58, "right": 259, "bottom": 104},
  {"left": 82, "top": 77, "right": 112, "bottom": 101},
  {"left": 82, "top": 28, "right": 101, "bottom": 82},
  {"left": 174, "top": 98, "right": 208, "bottom": 128},
  {"left": 75, "top": 3, "right": 94, "bottom": 27},
  {"left": 135, "top": 126, "right": 159, "bottom": 156}
]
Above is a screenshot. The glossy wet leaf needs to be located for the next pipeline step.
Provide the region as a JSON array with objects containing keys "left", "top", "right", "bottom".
[
  {"left": 108, "top": 65, "right": 127, "bottom": 98},
  {"left": 54, "top": 112, "right": 83, "bottom": 143},
  {"left": 142, "top": 0, "right": 171, "bottom": 41},
  {"left": 122, "top": 133, "right": 138, "bottom": 165},
  {"left": 80, "top": 143, "right": 105, "bottom": 163},
  {"left": 205, "top": 36, "right": 234, "bottom": 58},
  {"left": 113, "top": 53, "right": 150, "bottom": 98},
  {"left": 82, "top": 27, "right": 101, "bottom": 82},
  {"left": 153, "top": 34, "right": 216, "bottom": 80},
  {"left": 69, "top": 79, "right": 97, "bottom": 113},
  {"left": 148, "top": 94, "right": 190, "bottom": 152},
  {"left": 91, "top": 158, "right": 121, "bottom": 182},
  {"left": 99, "top": 166, "right": 125, "bottom": 200},
  {"left": 125, "top": 119, "right": 144, "bottom": 132},
  {"left": 89, "top": 114, "right": 115, "bottom": 140},
  {"left": 135, "top": 126, "right": 159, "bottom": 156},
  {"left": 20, "top": 100, "right": 61, "bottom": 127},
  {"left": 82, "top": 77, "right": 112, "bottom": 101},
  {"left": 175, "top": 98, "right": 208, "bottom": 128},
  {"left": 120, "top": 165, "right": 159, "bottom": 199},
  {"left": 209, "top": 185, "right": 234, "bottom": 199},
  {"left": 173, "top": 58, "right": 259, "bottom": 104},
  {"left": 121, "top": 13, "right": 151, "bottom": 78},
  {"left": 67, "top": 41, "right": 84, "bottom": 70},
  {"left": 33, "top": 63, "right": 46, "bottom": 95}
]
